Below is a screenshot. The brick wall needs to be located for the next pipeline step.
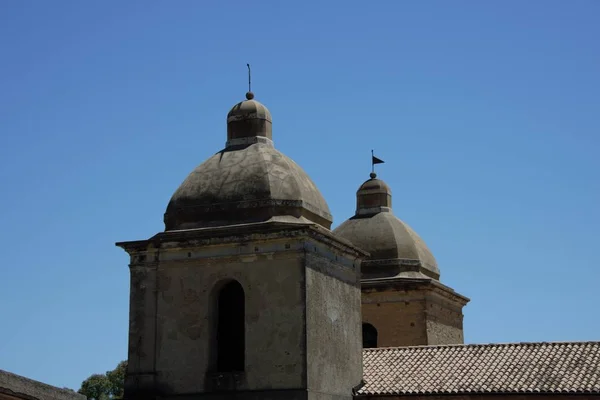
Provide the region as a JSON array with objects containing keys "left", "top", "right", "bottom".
[
  {"left": 362, "top": 295, "right": 428, "bottom": 347},
  {"left": 361, "top": 281, "right": 466, "bottom": 347}
]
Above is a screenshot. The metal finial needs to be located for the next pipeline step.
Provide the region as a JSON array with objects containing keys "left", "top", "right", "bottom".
[
  {"left": 370, "top": 172, "right": 377, "bottom": 179},
  {"left": 247, "top": 63, "right": 251, "bottom": 93},
  {"left": 371, "top": 150, "right": 374, "bottom": 174},
  {"left": 245, "top": 64, "right": 254, "bottom": 100}
]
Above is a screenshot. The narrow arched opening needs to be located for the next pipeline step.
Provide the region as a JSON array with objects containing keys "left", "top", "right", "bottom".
[
  {"left": 217, "top": 280, "right": 245, "bottom": 372},
  {"left": 362, "top": 323, "right": 378, "bottom": 348}
]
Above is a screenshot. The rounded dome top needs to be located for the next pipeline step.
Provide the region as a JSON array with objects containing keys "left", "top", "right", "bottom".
[
  {"left": 356, "top": 172, "right": 392, "bottom": 214},
  {"left": 164, "top": 93, "right": 332, "bottom": 231},
  {"left": 358, "top": 177, "right": 391, "bottom": 192},
  {"left": 226, "top": 93, "right": 272, "bottom": 145},
  {"left": 333, "top": 175, "right": 439, "bottom": 280}
]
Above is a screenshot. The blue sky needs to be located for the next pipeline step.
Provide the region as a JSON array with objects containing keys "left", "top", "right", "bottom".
[{"left": 1, "top": 0, "right": 599, "bottom": 391}]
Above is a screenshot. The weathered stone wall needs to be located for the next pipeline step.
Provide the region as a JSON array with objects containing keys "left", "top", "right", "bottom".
[
  {"left": 155, "top": 248, "right": 306, "bottom": 394},
  {"left": 425, "top": 293, "right": 464, "bottom": 345},
  {"left": 125, "top": 245, "right": 159, "bottom": 397},
  {"left": 362, "top": 290, "right": 428, "bottom": 347},
  {"left": 361, "top": 282, "right": 466, "bottom": 347},
  {"left": 119, "top": 223, "right": 367, "bottom": 400},
  {"left": 305, "top": 246, "right": 363, "bottom": 399}
]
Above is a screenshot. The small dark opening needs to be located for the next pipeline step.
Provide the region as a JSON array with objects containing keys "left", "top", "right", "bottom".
[
  {"left": 217, "top": 281, "right": 245, "bottom": 372},
  {"left": 362, "top": 323, "right": 378, "bottom": 348}
]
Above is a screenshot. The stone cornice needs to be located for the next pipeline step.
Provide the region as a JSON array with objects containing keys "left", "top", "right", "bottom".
[
  {"left": 361, "top": 258, "right": 440, "bottom": 280},
  {"left": 361, "top": 277, "right": 470, "bottom": 305},
  {"left": 225, "top": 135, "right": 273, "bottom": 148},
  {"left": 116, "top": 221, "right": 369, "bottom": 259},
  {"left": 362, "top": 258, "right": 421, "bottom": 267}
]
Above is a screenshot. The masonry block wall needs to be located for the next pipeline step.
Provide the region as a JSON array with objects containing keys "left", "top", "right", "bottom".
[
  {"left": 361, "top": 280, "right": 468, "bottom": 347},
  {"left": 119, "top": 223, "right": 366, "bottom": 400},
  {"left": 362, "top": 295, "right": 428, "bottom": 346},
  {"left": 305, "top": 249, "right": 363, "bottom": 400},
  {"left": 425, "top": 293, "right": 465, "bottom": 345}
]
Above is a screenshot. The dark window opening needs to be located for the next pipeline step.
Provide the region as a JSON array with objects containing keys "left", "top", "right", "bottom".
[
  {"left": 362, "top": 323, "right": 378, "bottom": 348},
  {"left": 217, "top": 281, "right": 245, "bottom": 372}
]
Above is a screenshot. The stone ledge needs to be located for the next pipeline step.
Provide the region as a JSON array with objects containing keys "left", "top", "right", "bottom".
[
  {"left": 117, "top": 220, "right": 369, "bottom": 261},
  {"left": 361, "top": 277, "right": 470, "bottom": 305}
]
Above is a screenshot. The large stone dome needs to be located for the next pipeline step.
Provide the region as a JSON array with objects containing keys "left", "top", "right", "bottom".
[
  {"left": 164, "top": 93, "right": 332, "bottom": 231},
  {"left": 333, "top": 174, "right": 439, "bottom": 280}
]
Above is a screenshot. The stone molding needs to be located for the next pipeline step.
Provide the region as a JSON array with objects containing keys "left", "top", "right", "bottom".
[
  {"left": 356, "top": 206, "right": 391, "bottom": 215},
  {"left": 361, "top": 258, "right": 440, "bottom": 280},
  {"left": 361, "top": 277, "right": 470, "bottom": 305},
  {"left": 225, "top": 136, "right": 273, "bottom": 148},
  {"left": 362, "top": 258, "right": 421, "bottom": 267},
  {"left": 117, "top": 221, "right": 368, "bottom": 261},
  {"left": 167, "top": 198, "right": 333, "bottom": 222},
  {"left": 227, "top": 112, "right": 271, "bottom": 124}
]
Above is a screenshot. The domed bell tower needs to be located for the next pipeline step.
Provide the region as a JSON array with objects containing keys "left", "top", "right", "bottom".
[
  {"left": 334, "top": 173, "right": 469, "bottom": 348},
  {"left": 117, "top": 90, "right": 367, "bottom": 400}
]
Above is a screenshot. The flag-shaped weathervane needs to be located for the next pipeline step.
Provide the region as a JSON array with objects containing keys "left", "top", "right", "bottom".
[{"left": 371, "top": 150, "right": 384, "bottom": 176}]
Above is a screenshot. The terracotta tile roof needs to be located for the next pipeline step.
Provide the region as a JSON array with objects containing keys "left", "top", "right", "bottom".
[{"left": 359, "top": 342, "right": 600, "bottom": 396}]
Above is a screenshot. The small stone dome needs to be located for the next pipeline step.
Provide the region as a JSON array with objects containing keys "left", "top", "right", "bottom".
[
  {"left": 164, "top": 93, "right": 332, "bottom": 231},
  {"left": 333, "top": 174, "right": 439, "bottom": 280},
  {"left": 356, "top": 174, "right": 392, "bottom": 214},
  {"left": 226, "top": 92, "right": 272, "bottom": 144}
]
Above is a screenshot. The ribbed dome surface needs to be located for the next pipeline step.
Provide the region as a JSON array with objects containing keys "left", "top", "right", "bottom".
[
  {"left": 164, "top": 143, "right": 332, "bottom": 230},
  {"left": 227, "top": 98, "right": 272, "bottom": 124},
  {"left": 334, "top": 212, "right": 438, "bottom": 279},
  {"left": 358, "top": 178, "right": 391, "bottom": 192},
  {"left": 333, "top": 175, "right": 439, "bottom": 280}
]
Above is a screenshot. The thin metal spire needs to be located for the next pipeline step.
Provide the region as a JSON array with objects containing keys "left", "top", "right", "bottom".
[
  {"left": 371, "top": 149, "right": 375, "bottom": 174},
  {"left": 247, "top": 63, "right": 251, "bottom": 93}
]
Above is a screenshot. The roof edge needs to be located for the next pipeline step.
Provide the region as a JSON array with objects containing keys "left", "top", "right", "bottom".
[{"left": 362, "top": 340, "right": 600, "bottom": 352}]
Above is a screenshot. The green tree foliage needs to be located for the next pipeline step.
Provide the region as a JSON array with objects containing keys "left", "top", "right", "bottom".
[
  {"left": 106, "top": 361, "right": 127, "bottom": 398},
  {"left": 79, "top": 361, "right": 127, "bottom": 400},
  {"left": 78, "top": 374, "right": 110, "bottom": 400}
]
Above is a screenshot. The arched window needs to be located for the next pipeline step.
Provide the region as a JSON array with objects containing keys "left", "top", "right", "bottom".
[
  {"left": 362, "top": 323, "right": 378, "bottom": 348},
  {"left": 217, "top": 280, "right": 245, "bottom": 372}
]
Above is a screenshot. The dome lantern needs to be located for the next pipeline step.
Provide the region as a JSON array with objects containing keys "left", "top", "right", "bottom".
[
  {"left": 226, "top": 92, "right": 273, "bottom": 147},
  {"left": 356, "top": 172, "right": 392, "bottom": 216}
]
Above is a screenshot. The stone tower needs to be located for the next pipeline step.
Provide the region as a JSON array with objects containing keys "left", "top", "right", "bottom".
[
  {"left": 116, "top": 92, "right": 366, "bottom": 400},
  {"left": 334, "top": 173, "right": 469, "bottom": 348}
]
